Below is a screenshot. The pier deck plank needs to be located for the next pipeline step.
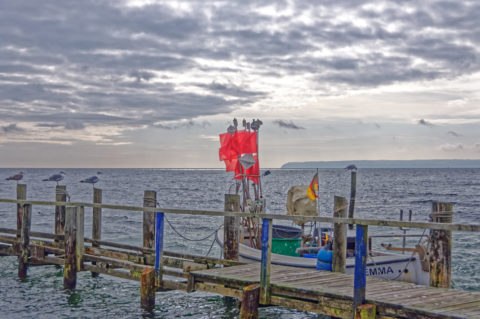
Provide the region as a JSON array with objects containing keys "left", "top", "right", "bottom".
[{"left": 192, "top": 264, "right": 480, "bottom": 319}]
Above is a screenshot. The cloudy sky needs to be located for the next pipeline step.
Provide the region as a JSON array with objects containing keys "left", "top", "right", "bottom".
[{"left": 0, "top": 0, "right": 479, "bottom": 168}]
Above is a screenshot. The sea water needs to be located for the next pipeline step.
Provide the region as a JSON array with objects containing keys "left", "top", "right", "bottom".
[{"left": 0, "top": 168, "right": 479, "bottom": 318}]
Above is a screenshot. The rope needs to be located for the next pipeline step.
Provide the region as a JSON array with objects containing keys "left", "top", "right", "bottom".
[
  {"left": 333, "top": 205, "right": 349, "bottom": 214},
  {"left": 205, "top": 236, "right": 217, "bottom": 257},
  {"left": 388, "top": 227, "right": 428, "bottom": 281},
  {"left": 164, "top": 216, "right": 222, "bottom": 242}
]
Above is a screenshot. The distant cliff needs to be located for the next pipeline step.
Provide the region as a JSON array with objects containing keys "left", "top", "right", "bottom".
[{"left": 281, "top": 160, "right": 480, "bottom": 169}]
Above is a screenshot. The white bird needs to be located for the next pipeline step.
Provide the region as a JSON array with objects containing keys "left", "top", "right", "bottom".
[
  {"left": 80, "top": 176, "right": 99, "bottom": 187},
  {"left": 42, "top": 171, "right": 66, "bottom": 185},
  {"left": 6, "top": 171, "right": 24, "bottom": 184}
]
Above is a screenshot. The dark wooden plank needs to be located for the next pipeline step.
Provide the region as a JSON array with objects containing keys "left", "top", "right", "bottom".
[{"left": 438, "top": 300, "right": 480, "bottom": 314}]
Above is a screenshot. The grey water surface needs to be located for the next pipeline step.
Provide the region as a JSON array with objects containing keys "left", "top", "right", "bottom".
[{"left": 0, "top": 168, "right": 479, "bottom": 318}]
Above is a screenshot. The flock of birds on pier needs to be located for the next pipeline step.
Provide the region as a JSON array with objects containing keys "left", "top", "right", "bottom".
[{"left": 5, "top": 171, "right": 101, "bottom": 188}]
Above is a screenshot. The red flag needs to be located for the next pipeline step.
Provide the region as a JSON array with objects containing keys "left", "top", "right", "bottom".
[
  {"left": 219, "top": 132, "right": 236, "bottom": 161},
  {"left": 234, "top": 131, "right": 257, "bottom": 154}
]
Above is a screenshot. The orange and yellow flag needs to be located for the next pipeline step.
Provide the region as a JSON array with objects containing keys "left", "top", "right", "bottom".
[{"left": 306, "top": 173, "right": 318, "bottom": 200}]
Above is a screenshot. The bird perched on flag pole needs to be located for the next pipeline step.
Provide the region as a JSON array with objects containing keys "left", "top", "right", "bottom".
[{"left": 306, "top": 173, "right": 319, "bottom": 200}]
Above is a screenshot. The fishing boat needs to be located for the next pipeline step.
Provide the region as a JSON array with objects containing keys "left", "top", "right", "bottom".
[{"left": 216, "top": 119, "right": 430, "bottom": 286}]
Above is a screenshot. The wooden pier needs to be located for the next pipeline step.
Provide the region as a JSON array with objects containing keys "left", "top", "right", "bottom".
[{"left": 1, "top": 185, "right": 480, "bottom": 318}]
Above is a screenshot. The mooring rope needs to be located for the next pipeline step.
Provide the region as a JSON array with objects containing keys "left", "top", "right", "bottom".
[
  {"left": 164, "top": 216, "right": 222, "bottom": 242},
  {"left": 384, "top": 227, "right": 428, "bottom": 281}
]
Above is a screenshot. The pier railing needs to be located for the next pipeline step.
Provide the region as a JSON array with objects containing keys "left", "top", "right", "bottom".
[{"left": 1, "top": 185, "right": 479, "bottom": 319}]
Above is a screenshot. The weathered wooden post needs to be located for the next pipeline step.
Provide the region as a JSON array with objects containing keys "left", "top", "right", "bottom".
[
  {"left": 333, "top": 196, "right": 347, "bottom": 273},
  {"left": 76, "top": 206, "right": 84, "bottom": 271},
  {"left": 429, "top": 202, "right": 453, "bottom": 288},
  {"left": 141, "top": 268, "right": 156, "bottom": 310},
  {"left": 240, "top": 284, "right": 260, "bottom": 319},
  {"left": 55, "top": 185, "right": 67, "bottom": 245},
  {"left": 16, "top": 184, "right": 27, "bottom": 240},
  {"left": 348, "top": 170, "right": 357, "bottom": 230},
  {"left": 224, "top": 194, "right": 240, "bottom": 260},
  {"left": 64, "top": 206, "right": 77, "bottom": 289},
  {"left": 259, "top": 217, "right": 272, "bottom": 305},
  {"left": 155, "top": 211, "right": 164, "bottom": 288},
  {"left": 353, "top": 225, "right": 376, "bottom": 318},
  {"left": 18, "top": 204, "right": 31, "bottom": 279},
  {"left": 143, "top": 190, "right": 156, "bottom": 249},
  {"left": 91, "top": 187, "right": 102, "bottom": 276}
]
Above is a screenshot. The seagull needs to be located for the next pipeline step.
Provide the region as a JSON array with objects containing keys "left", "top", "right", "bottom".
[
  {"left": 6, "top": 171, "right": 24, "bottom": 184},
  {"left": 80, "top": 176, "right": 99, "bottom": 188},
  {"left": 42, "top": 171, "right": 66, "bottom": 185},
  {"left": 344, "top": 164, "right": 357, "bottom": 171}
]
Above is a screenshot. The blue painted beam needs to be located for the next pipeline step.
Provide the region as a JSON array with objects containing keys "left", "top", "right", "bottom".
[
  {"left": 353, "top": 224, "right": 368, "bottom": 310},
  {"left": 260, "top": 218, "right": 272, "bottom": 304},
  {"left": 155, "top": 212, "right": 164, "bottom": 286}
]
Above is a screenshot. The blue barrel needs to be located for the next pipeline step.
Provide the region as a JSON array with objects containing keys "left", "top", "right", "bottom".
[{"left": 316, "top": 248, "right": 333, "bottom": 271}]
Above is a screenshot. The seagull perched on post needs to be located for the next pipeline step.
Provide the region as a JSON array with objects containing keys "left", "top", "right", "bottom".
[
  {"left": 6, "top": 171, "right": 24, "bottom": 184},
  {"left": 42, "top": 171, "right": 66, "bottom": 185},
  {"left": 344, "top": 164, "right": 357, "bottom": 171},
  {"left": 80, "top": 176, "right": 99, "bottom": 188}
]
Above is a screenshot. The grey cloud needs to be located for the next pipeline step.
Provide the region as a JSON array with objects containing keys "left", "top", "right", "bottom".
[
  {"left": 1, "top": 0, "right": 480, "bottom": 142},
  {"left": 2, "top": 124, "right": 24, "bottom": 133},
  {"left": 447, "top": 130, "right": 461, "bottom": 137},
  {"left": 440, "top": 143, "right": 463, "bottom": 152},
  {"left": 418, "top": 119, "right": 434, "bottom": 127},
  {"left": 196, "top": 82, "right": 265, "bottom": 98},
  {"left": 129, "top": 70, "right": 156, "bottom": 82},
  {"left": 154, "top": 120, "right": 211, "bottom": 130},
  {"left": 273, "top": 120, "right": 305, "bottom": 130},
  {"left": 65, "top": 120, "right": 85, "bottom": 130}
]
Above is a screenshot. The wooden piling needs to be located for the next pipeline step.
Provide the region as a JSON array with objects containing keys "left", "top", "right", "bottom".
[
  {"left": 55, "top": 185, "right": 67, "bottom": 245},
  {"left": 429, "top": 202, "right": 453, "bottom": 288},
  {"left": 355, "top": 304, "right": 376, "bottom": 319},
  {"left": 224, "top": 194, "right": 240, "bottom": 261},
  {"left": 92, "top": 188, "right": 102, "bottom": 276},
  {"left": 143, "top": 191, "right": 156, "bottom": 249},
  {"left": 18, "top": 204, "right": 31, "bottom": 279},
  {"left": 353, "top": 225, "right": 368, "bottom": 313},
  {"left": 64, "top": 207, "right": 77, "bottom": 289},
  {"left": 16, "top": 184, "right": 26, "bottom": 240},
  {"left": 259, "top": 218, "right": 272, "bottom": 305},
  {"left": 140, "top": 268, "right": 156, "bottom": 310},
  {"left": 240, "top": 284, "right": 260, "bottom": 319},
  {"left": 348, "top": 171, "right": 357, "bottom": 230},
  {"left": 333, "top": 196, "right": 347, "bottom": 273},
  {"left": 76, "top": 206, "right": 84, "bottom": 271}
]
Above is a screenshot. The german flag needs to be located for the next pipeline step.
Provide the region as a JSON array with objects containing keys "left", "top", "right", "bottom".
[{"left": 306, "top": 173, "right": 318, "bottom": 200}]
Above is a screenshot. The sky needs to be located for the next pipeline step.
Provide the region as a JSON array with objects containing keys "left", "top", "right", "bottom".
[{"left": 0, "top": 0, "right": 479, "bottom": 168}]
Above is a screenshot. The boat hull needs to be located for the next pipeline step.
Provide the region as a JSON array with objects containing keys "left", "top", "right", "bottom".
[{"left": 216, "top": 227, "right": 429, "bottom": 285}]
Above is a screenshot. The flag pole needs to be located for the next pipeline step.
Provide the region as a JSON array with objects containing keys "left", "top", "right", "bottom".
[{"left": 316, "top": 167, "right": 320, "bottom": 216}]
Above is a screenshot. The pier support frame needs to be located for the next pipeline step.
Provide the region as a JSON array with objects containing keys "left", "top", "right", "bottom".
[
  {"left": 333, "top": 196, "right": 347, "bottom": 273},
  {"left": 240, "top": 284, "right": 260, "bottom": 319},
  {"left": 91, "top": 187, "right": 102, "bottom": 276},
  {"left": 16, "top": 184, "right": 26, "bottom": 240},
  {"left": 141, "top": 268, "right": 156, "bottom": 310},
  {"left": 224, "top": 194, "right": 240, "bottom": 261},
  {"left": 143, "top": 191, "right": 156, "bottom": 249},
  {"left": 55, "top": 185, "right": 67, "bottom": 245},
  {"left": 18, "top": 204, "right": 31, "bottom": 279},
  {"left": 429, "top": 202, "right": 453, "bottom": 288},
  {"left": 64, "top": 206, "right": 79, "bottom": 289}
]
